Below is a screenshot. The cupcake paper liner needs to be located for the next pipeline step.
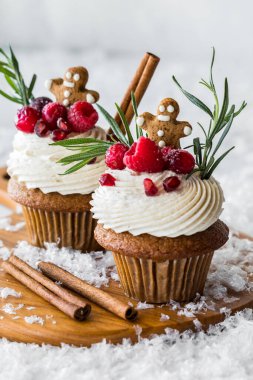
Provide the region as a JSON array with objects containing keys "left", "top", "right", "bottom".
[
  {"left": 113, "top": 251, "right": 214, "bottom": 303},
  {"left": 22, "top": 205, "right": 102, "bottom": 252}
]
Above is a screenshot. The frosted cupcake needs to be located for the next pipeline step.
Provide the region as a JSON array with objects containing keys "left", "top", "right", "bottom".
[
  {"left": 1, "top": 47, "right": 107, "bottom": 251},
  {"left": 58, "top": 48, "right": 245, "bottom": 301}
]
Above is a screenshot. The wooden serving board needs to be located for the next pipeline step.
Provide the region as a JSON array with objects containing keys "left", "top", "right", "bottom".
[{"left": 0, "top": 168, "right": 252, "bottom": 347}]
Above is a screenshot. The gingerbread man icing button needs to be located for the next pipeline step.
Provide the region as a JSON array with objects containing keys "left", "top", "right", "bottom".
[
  {"left": 136, "top": 98, "right": 192, "bottom": 148},
  {"left": 45, "top": 66, "right": 99, "bottom": 107}
]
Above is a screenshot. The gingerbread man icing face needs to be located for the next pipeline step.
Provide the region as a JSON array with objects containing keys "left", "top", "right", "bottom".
[
  {"left": 45, "top": 66, "right": 99, "bottom": 107},
  {"left": 136, "top": 98, "right": 192, "bottom": 148}
]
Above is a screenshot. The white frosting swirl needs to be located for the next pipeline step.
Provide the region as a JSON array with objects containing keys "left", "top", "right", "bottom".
[
  {"left": 91, "top": 169, "right": 224, "bottom": 237},
  {"left": 7, "top": 127, "right": 107, "bottom": 195}
]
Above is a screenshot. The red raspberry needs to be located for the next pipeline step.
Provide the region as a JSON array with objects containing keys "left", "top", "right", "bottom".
[
  {"left": 42, "top": 102, "right": 67, "bottom": 130},
  {"left": 163, "top": 176, "right": 181, "bottom": 192},
  {"left": 161, "top": 146, "right": 172, "bottom": 160},
  {"left": 99, "top": 173, "right": 116, "bottom": 186},
  {"left": 34, "top": 120, "right": 50, "bottom": 137},
  {"left": 143, "top": 178, "right": 158, "bottom": 196},
  {"left": 68, "top": 101, "right": 98, "bottom": 132},
  {"left": 105, "top": 143, "right": 128, "bottom": 170},
  {"left": 51, "top": 129, "right": 69, "bottom": 142},
  {"left": 15, "top": 106, "right": 41, "bottom": 133},
  {"left": 57, "top": 118, "right": 72, "bottom": 133},
  {"left": 164, "top": 149, "right": 195, "bottom": 174},
  {"left": 123, "top": 137, "right": 165, "bottom": 173}
]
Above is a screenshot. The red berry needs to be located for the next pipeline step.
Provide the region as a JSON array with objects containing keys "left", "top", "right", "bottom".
[
  {"left": 161, "top": 146, "right": 172, "bottom": 160},
  {"left": 34, "top": 120, "right": 50, "bottom": 137},
  {"left": 51, "top": 129, "right": 68, "bottom": 142},
  {"left": 42, "top": 102, "right": 67, "bottom": 130},
  {"left": 57, "top": 118, "right": 72, "bottom": 133},
  {"left": 31, "top": 97, "right": 52, "bottom": 113},
  {"left": 15, "top": 106, "right": 41, "bottom": 133},
  {"left": 164, "top": 149, "right": 195, "bottom": 174},
  {"left": 143, "top": 178, "right": 158, "bottom": 196},
  {"left": 99, "top": 173, "right": 116, "bottom": 186},
  {"left": 68, "top": 101, "right": 98, "bottom": 132},
  {"left": 105, "top": 143, "right": 128, "bottom": 170},
  {"left": 123, "top": 137, "right": 165, "bottom": 173},
  {"left": 163, "top": 176, "right": 181, "bottom": 192}
]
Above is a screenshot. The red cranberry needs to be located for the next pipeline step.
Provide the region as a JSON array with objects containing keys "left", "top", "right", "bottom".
[
  {"left": 34, "top": 120, "right": 50, "bottom": 137},
  {"left": 163, "top": 176, "right": 181, "bottom": 192},
  {"left": 51, "top": 129, "right": 68, "bottom": 142},
  {"left": 31, "top": 97, "right": 52, "bottom": 113},
  {"left": 99, "top": 173, "right": 116, "bottom": 186},
  {"left": 143, "top": 178, "right": 158, "bottom": 196},
  {"left": 164, "top": 149, "right": 195, "bottom": 174}
]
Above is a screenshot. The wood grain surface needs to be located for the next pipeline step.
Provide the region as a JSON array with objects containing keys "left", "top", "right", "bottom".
[{"left": 0, "top": 167, "right": 252, "bottom": 347}]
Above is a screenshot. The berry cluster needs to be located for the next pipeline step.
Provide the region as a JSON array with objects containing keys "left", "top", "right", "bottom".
[
  {"left": 15, "top": 98, "right": 98, "bottom": 142},
  {"left": 101, "top": 136, "right": 195, "bottom": 195}
]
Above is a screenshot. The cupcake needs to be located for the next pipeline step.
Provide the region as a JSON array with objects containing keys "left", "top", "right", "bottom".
[
  {"left": 91, "top": 139, "right": 229, "bottom": 302},
  {"left": 53, "top": 48, "right": 244, "bottom": 302},
  {"left": 89, "top": 74, "right": 244, "bottom": 302},
  {"left": 2, "top": 47, "right": 107, "bottom": 252}
]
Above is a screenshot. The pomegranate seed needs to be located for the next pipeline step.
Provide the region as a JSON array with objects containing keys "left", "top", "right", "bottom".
[
  {"left": 34, "top": 120, "right": 50, "bottom": 137},
  {"left": 57, "top": 118, "right": 72, "bottom": 133},
  {"left": 51, "top": 129, "right": 68, "bottom": 142},
  {"left": 99, "top": 173, "right": 116, "bottom": 186},
  {"left": 143, "top": 178, "right": 158, "bottom": 196},
  {"left": 163, "top": 176, "right": 181, "bottom": 192}
]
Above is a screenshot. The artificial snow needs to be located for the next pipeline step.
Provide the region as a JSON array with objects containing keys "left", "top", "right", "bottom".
[
  {"left": 160, "top": 313, "right": 170, "bottom": 321},
  {"left": 0, "top": 287, "right": 21, "bottom": 299},
  {"left": 0, "top": 217, "right": 25, "bottom": 232},
  {"left": 24, "top": 315, "right": 44, "bottom": 326},
  {"left": 13, "top": 241, "right": 114, "bottom": 288},
  {"left": 0, "top": 240, "right": 10, "bottom": 260},
  {"left": 1, "top": 303, "right": 24, "bottom": 315}
]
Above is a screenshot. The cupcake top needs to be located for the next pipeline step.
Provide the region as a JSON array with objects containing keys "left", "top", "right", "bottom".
[
  {"left": 3, "top": 60, "right": 108, "bottom": 196},
  {"left": 8, "top": 127, "right": 107, "bottom": 195},
  {"left": 91, "top": 167, "right": 224, "bottom": 238}
]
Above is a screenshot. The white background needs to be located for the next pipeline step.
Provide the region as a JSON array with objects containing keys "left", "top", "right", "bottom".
[{"left": 0, "top": 1, "right": 253, "bottom": 379}]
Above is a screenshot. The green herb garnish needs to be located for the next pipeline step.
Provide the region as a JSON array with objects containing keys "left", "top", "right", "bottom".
[
  {"left": 0, "top": 46, "right": 37, "bottom": 105},
  {"left": 173, "top": 47, "right": 246, "bottom": 179},
  {"left": 52, "top": 93, "right": 143, "bottom": 175}
]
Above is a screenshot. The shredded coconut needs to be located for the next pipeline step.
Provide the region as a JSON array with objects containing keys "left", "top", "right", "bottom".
[
  {"left": 0, "top": 240, "right": 10, "bottom": 260},
  {"left": 0, "top": 287, "right": 21, "bottom": 299},
  {"left": 1, "top": 303, "right": 24, "bottom": 315},
  {"left": 13, "top": 241, "right": 114, "bottom": 288},
  {"left": 160, "top": 313, "right": 170, "bottom": 321},
  {"left": 24, "top": 315, "right": 44, "bottom": 326},
  {"left": 0, "top": 217, "right": 25, "bottom": 232},
  {"left": 136, "top": 302, "right": 154, "bottom": 310}
]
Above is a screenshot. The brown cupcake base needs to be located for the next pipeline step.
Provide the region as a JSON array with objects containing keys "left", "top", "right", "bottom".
[
  {"left": 9, "top": 179, "right": 102, "bottom": 252},
  {"left": 113, "top": 251, "right": 214, "bottom": 303},
  {"left": 95, "top": 221, "right": 229, "bottom": 303}
]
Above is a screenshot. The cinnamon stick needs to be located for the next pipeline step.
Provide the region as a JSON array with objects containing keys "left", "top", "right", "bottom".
[
  {"left": 39, "top": 261, "right": 137, "bottom": 321},
  {"left": 114, "top": 52, "right": 160, "bottom": 132},
  {"left": 2, "top": 260, "right": 91, "bottom": 321},
  {"left": 9, "top": 256, "right": 90, "bottom": 309}
]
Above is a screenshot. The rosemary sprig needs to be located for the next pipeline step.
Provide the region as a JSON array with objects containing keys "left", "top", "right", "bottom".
[
  {"left": 54, "top": 94, "right": 144, "bottom": 174},
  {"left": 0, "top": 46, "right": 37, "bottom": 105},
  {"left": 173, "top": 47, "right": 246, "bottom": 179}
]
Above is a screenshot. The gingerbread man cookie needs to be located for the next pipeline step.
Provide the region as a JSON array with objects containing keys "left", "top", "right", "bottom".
[
  {"left": 136, "top": 98, "right": 192, "bottom": 148},
  {"left": 45, "top": 66, "right": 99, "bottom": 107}
]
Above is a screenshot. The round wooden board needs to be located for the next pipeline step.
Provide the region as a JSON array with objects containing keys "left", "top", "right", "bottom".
[{"left": 0, "top": 167, "right": 252, "bottom": 347}]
